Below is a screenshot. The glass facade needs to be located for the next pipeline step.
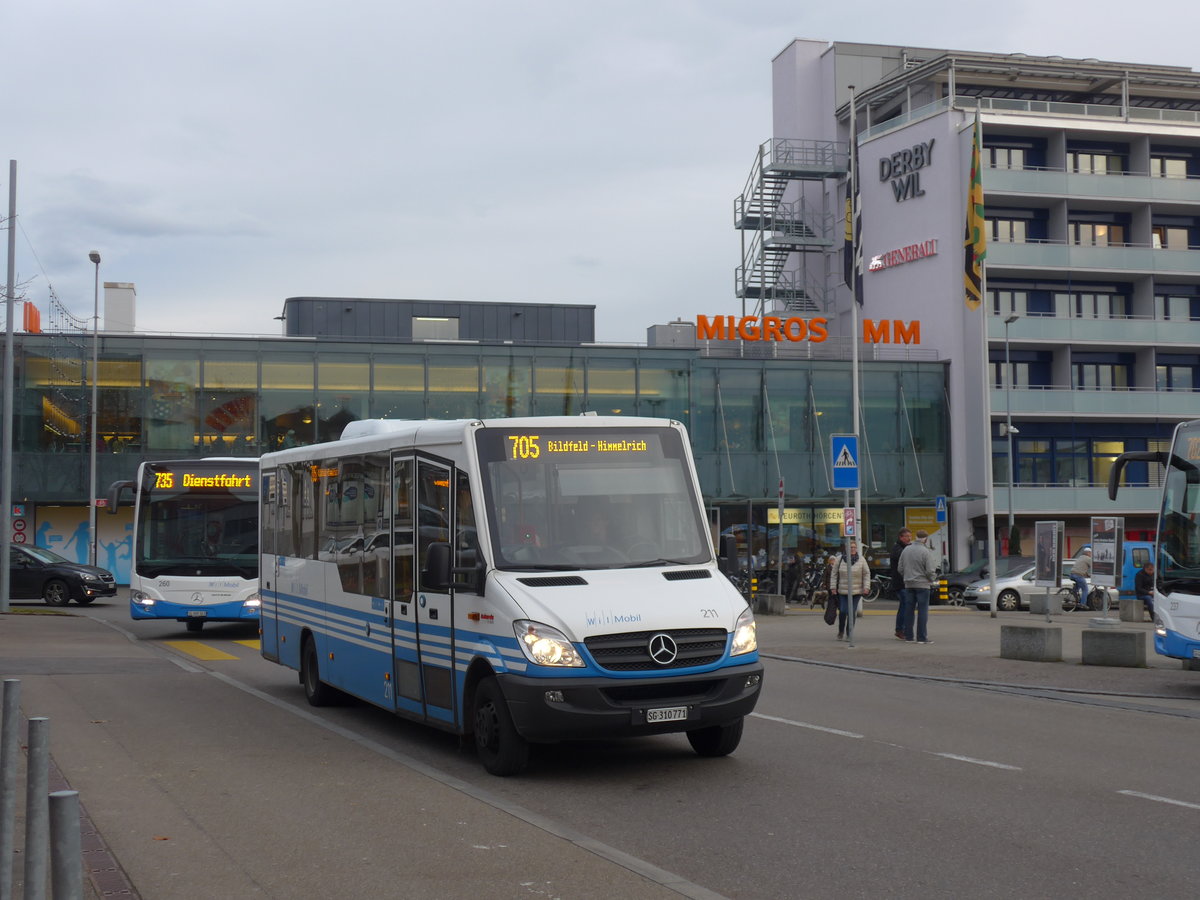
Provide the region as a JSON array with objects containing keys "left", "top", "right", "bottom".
[{"left": 5, "top": 333, "right": 950, "bottom": 569}]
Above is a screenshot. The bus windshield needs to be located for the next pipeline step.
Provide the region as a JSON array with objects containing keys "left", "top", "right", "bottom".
[
  {"left": 1159, "top": 420, "right": 1200, "bottom": 592},
  {"left": 476, "top": 425, "right": 710, "bottom": 570},
  {"left": 136, "top": 463, "right": 258, "bottom": 578}
]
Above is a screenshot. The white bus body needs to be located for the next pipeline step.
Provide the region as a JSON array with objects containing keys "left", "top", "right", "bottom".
[
  {"left": 109, "top": 458, "right": 261, "bottom": 632},
  {"left": 259, "top": 416, "right": 763, "bottom": 775},
  {"left": 1110, "top": 419, "right": 1200, "bottom": 663}
]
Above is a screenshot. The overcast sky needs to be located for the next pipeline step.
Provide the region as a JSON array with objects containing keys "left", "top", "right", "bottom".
[{"left": 5, "top": 1, "right": 1197, "bottom": 343}]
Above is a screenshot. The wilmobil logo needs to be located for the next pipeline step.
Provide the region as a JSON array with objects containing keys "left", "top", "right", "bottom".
[
  {"left": 585, "top": 610, "right": 644, "bottom": 627},
  {"left": 697, "top": 315, "right": 920, "bottom": 345}
]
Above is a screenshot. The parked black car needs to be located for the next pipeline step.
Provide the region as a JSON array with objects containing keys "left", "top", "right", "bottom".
[{"left": 8, "top": 545, "right": 118, "bottom": 606}]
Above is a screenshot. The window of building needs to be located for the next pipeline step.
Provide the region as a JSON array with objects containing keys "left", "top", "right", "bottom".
[
  {"left": 1067, "top": 151, "right": 1126, "bottom": 175},
  {"left": 200, "top": 356, "right": 257, "bottom": 456},
  {"left": 411, "top": 316, "right": 460, "bottom": 341},
  {"left": 145, "top": 355, "right": 199, "bottom": 452},
  {"left": 1072, "top": 354, "right": 1133, "bottom": 390},
  {"left": 989, "top": 218, "right": 1028, "bottom": 243},
  {"left": 989, "top": 350, "right": 1051, "bottom": 389},
  {"left": 316, "top": 356, "right": 369, "bottom": 443},
  {"left": 987, "top": 147, "right": 1027, "bottom": 170},
  {"left": 427, "top": 355, "right": 480, "bottom": 420},
  {"left": 1155, "top": 287, "right": 1200, "bottom": 321},
  {"left": 1069, "top": 221, "right": 1126, "bottom": 247},
  {"left": 638, "top": 363, "right": 690, "bottom": 424},
  {"left": 1156, "top": 355, "right": 1200, "bottom": 391},
  {"left": 584, "top": 359, "right": 635, "bottom": 417},
  {"left": 481, "top": 355, "right": 532, "bottom": 418},
  {"left": 1053, "top": 290, "right": 1129, "bottom": 319},
  {"left": 533, "top": 356, "right": 583, "bottom": 416},
  {"left": 372, "top": 357, "right": 426, "bottom": 420},
  {"left": 1150, "top": 146, "right": 1196, "bottom": 179},
  {"left": 261, "top": 355, "right": 315, "bottom": 450}
]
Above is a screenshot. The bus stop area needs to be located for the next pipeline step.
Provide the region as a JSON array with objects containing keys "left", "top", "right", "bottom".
[{"left": 3, "top": 600, "right": 1199, "bottom": 898}]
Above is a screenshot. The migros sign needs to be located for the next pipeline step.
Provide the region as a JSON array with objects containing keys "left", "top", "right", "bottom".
[{"left": 696, "top": 315, "right": 921, "bottom": 344}]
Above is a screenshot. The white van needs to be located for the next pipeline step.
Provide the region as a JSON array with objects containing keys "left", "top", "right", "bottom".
[{"left": 259, "top": 416, "right": 763, "bottom": 775}]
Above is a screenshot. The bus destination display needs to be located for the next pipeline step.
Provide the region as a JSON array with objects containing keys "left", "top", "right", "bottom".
[
  {"left": 505, "top": 433, "right": 651, "bottom": 460},
  {"left": 152, "top": 469, "right": 256, "bottom": 491}
]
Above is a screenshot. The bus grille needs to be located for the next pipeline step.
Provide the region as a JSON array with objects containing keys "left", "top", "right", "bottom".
[{"left": 585, "top": 628, "right": 727, "bottom": 671}]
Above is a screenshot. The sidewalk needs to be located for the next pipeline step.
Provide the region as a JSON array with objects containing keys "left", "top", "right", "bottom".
[
  {"left": 1, "top": 610, "right": 688, "bottom": 900},
  {"left": 756, "top": 600, "right": 1200, "bottom": 697}
]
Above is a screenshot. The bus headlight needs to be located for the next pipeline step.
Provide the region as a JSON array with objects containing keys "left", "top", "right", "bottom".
[
  {"left": 513, "top": 620, "right": 584, "bottom": 667},
  {"left": 243, "top": 593, "right": 262, "bottom": 609},
  {"left": 131, "top": 591, "right": 155, "bottom": 608},
  {"left": 731, "top": 607, "right": 757, "bottom": 656}
]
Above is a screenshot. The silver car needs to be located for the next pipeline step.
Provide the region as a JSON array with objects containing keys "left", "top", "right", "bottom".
[{"left": 964, "top": 565, "right": 1116, "bottom": 612}]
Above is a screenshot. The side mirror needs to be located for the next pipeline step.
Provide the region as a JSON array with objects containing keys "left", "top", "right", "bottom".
[
  {"left": 717, "top": 534, "right": 738, "bottom": 574},
  {"left": 106, "top": 480, "right": 136, "bottom": 515}
]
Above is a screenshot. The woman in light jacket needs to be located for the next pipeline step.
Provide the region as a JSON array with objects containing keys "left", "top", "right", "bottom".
[{"left": 830, "top": 540, "right": 871, "bottom": 640}]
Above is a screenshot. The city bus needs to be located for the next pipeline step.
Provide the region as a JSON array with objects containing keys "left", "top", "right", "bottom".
[
  {"left": 258, "top": 416, "right": 763, "bottom": 775},
  {"left": 1108, "top": 420, "right": 1200, "bottom": 663},
  {"left": 107, "top": 458, "right": 260, "bottom": 631}
]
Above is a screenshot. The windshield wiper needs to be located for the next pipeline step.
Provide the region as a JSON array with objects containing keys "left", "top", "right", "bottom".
[
  {"left": 625, "top": 558, "right": 693, "bottom": 568},
  {"left": 499, "top": 564, "right": 582, "bottom": 572}
]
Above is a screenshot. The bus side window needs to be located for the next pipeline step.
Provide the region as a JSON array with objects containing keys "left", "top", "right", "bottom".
[{"left": 456, "top": 470, "right": 480, "bottom": 594}]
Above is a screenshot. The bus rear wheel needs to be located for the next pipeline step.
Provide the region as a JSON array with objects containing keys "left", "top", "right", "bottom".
[
  {"left": 301, "top": 637, "right": 338, "bottom": 707},
  {"left": 686, "top": 717, "right": 744, "bottom": 757},
  {"left": 473, "top": 677, "right": 529, "bottom": 776}
]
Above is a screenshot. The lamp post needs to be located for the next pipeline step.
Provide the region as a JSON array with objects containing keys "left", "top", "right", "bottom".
[
  {"left": 87, "top": 251, "right": 100, "bottom": 566},
  {"left": 1003, "top": 314, "right": 1019, "bottom": 537}
]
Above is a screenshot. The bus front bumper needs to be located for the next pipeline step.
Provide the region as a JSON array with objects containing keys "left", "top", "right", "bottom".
[
  {"left": 130, "top": 596, "right": 261, "bottom": 623},
  {"left": 496, "top": 660, "right": 763, "bottom": 743}
]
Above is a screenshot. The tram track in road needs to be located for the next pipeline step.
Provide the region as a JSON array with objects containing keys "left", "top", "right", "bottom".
[{"left": 761, "top": 651, "right": 1200, "bottom": 718}]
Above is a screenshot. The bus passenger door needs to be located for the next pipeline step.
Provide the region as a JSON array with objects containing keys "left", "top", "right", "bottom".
[
  {"left": 414, "top": 459, "right": 456, "bottom": 726},
  {"left": 388, "top": 456, "right": 423, "bottom": 718},
  {"left": 260, "top": 469, "right": 281, "bottom": 661}
]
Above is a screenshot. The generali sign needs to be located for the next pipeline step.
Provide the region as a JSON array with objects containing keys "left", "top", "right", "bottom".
[{"left": 696, "top": 315, "right": 920, "bottom": 344}]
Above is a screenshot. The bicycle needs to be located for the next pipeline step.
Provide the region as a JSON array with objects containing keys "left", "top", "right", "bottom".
[{"left": 1056, "top": 583, "right": 1111, "bottom": 612}]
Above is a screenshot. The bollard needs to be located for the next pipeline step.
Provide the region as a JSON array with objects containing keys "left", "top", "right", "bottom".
[
  {"left": 25, "top": 717, "right": 50, "bottom": 899},
  {"left": 49, "top": 790, "right": 83, "bottom": 900},
  {"left": 1, "top": 678, "right": 21, "bottom": 900}
]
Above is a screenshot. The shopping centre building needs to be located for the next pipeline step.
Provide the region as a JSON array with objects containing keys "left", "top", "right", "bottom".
[{"left": 9, "top": 39, "right": 1200, "bottom": 581}]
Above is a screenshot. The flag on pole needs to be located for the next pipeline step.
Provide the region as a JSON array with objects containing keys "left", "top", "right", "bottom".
[
  {"left": 843, "top": 98, "right": 863, "bottom": 306},
  {"left": 964, "top": 112, "right": 987, "bottom": 311}
]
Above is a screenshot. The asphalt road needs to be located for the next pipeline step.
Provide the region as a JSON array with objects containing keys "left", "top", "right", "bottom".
[{"left": 5, "top": 596, "right": 1200, "bottom": 899}]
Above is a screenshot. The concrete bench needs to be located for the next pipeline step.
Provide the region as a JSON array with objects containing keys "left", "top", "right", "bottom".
[
  {"left": 1118, "top": 597, "right": 1146, "bottom": 623},
  {"left": 1000, "top": 624, "right": 1062, "bottom": 662},
  {"left": 755, "top": 593, "right": 786, "bottom": 615},
  {"left": 1081, "top": 628, "right": 1147, "bottom": 667}
]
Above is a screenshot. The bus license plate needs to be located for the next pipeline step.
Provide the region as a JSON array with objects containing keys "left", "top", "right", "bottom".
[
  {"left": 187, "top": 610, "right": 207, "bottom": 618},
  {"left": 646, "top": 706, "right": 688, "bottom": 723}
]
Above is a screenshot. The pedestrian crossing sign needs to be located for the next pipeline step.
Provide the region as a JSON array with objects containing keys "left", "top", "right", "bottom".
[{"left": 831, "top": 434, "right": 860, "bottom": 490}]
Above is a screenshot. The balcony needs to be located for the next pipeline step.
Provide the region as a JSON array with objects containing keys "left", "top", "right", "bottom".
[
  {"left": 997, "top": 483, "right": 1160, "bottom": 517},
  {"left": 987, "top": 314, "right": 1200, "bottom": 348},
  {"left": 986, "top": 167, "right": 1200, "bottom": 207},
  {"left": 994, "top": 386, "right": 1200, "bottom": 419},
  {"left": 988, "top": 241, "right": 1200, "bottom": 278}
]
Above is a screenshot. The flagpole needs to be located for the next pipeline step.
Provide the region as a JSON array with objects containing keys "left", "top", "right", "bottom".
[{"left": 849, "top": 88, "right": 862, "bottom": 565}]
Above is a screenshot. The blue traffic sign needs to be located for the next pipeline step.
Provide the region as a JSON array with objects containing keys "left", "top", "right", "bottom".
[
  {"left": 831, "top": 434, "right": 860, "bottom": 490},
  {"left": 935, "top": 495, "right": 947, "bottom": 524}
]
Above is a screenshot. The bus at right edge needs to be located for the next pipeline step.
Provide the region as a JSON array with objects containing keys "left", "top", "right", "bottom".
[{"left": 1109, "top": 419, "right": 1200, "bottom": 664}]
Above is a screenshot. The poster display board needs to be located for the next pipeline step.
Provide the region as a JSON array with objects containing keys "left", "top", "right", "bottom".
[
  {"left": 1090, "top": 516, "right": 1123, "bottom": 588},
  {"left": 1034, "top": 521, "right": 1063, "bottom": 588}
]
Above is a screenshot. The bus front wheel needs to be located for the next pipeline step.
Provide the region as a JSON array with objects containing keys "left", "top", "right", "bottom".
[
  {"left": 473, "top": 677, "right": 529, "bottom": 776},
  {"left": 301, "top": 637, "right": 338, "bottom": 707},
  {"left": 687, "top": 717, "right": 744, "bottom": 757}
]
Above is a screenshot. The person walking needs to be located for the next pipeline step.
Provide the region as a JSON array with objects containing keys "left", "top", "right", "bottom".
[
  {"left": 1070, "top": 547, "right": 1093, "bottom": 611},
  {"left": 1135, "top": 561, "right": 1155, "bottom": 621},
  {"left": 888, "top": 527, "right": 913, "bottom": 640},
  {"left": 898, "top": 529, "right": 937, "bottom": 644},
  {"left": 830, "top": 540, "right": 871, "bottom": 642}
]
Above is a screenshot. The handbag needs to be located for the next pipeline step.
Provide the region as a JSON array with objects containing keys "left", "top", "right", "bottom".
[{"left": 823, "top": 597, "right": 838, "bottom": 626}]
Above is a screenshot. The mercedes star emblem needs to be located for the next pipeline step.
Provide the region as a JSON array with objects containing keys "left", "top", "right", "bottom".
[{"left": 648, "top": 633, "right": 678, "bottom": 665}]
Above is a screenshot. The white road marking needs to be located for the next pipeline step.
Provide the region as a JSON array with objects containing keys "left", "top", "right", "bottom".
[
  {"left": 931, "top": 752, "right": 1022, "bottom": 771},
  {"left": 751, "top": 712, "right": 864, "bottom": 738},
  {"left": 1118, "top": 790, "right": 1200, "bottom": 811}
]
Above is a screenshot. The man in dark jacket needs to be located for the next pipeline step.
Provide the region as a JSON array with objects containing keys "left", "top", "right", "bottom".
[
  {"left": 1135, "top": 562, "right": 1155, "bottom": 620},
  {"left": 889, "top": 528, "right": 913, "bottom": 640}
]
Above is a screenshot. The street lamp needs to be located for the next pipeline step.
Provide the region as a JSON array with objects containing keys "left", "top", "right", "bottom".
[
  {"left": 88, "top": 250, "right": 100, "bottom": 566},
  {"left": 1003, "top": 314, "right": 1019, "bottom": 537}
]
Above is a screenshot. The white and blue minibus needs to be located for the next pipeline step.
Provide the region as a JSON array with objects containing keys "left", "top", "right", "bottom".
[{"left": 258, "top": 416, "right": 763, "bottom": 775}]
